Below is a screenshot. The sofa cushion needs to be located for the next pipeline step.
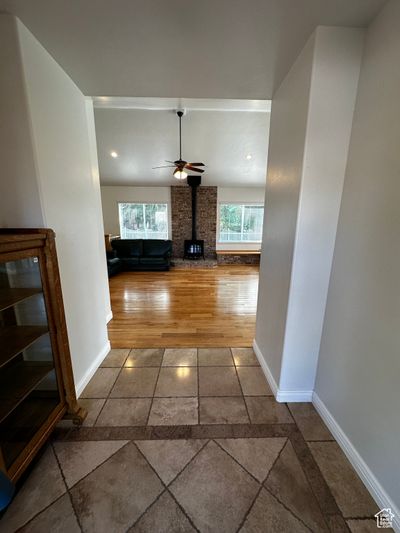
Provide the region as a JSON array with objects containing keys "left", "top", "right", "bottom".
[
  {"left": 139, "top": 257, "right": 167, "bottom": 265},
  {"left": 142, "top": 240, "right": 172, "bottom": 257},
  {"left": 112, "top": 239, "right": 143, "bottom": 258},
  {"left": 120, "top": 257, "right": 140, "bottom": 267}
]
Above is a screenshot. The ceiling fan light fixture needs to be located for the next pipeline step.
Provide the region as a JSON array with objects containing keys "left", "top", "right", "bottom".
[{"left": 173, "top": 168, "right": 188, "bottom": 180}]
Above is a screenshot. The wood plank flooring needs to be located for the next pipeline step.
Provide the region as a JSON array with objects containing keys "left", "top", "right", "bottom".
[{"left": 108, "top": 265, "right": 259, "bottom": 348}]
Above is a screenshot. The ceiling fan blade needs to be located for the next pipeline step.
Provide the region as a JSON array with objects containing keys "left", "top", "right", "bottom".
[
  {"left": 152, "top": 165, "right": 176, "bottom": 169},
  {"left": 165, "top": 160, "right": 177, "bottom": 164},
  {"left": 185, "top": 165, "right": 204, "bottom": 173},
  {"left": 187, "top": 162, "right": 205, "bottom": 167}
]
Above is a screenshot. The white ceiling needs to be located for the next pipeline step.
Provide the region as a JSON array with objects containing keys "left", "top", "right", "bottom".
[
  {"left": 0, "top": 0, "right": 385, "bottom": 98},
  {"left": 94, "top": 99, "right": 271, "bottom": 187}
]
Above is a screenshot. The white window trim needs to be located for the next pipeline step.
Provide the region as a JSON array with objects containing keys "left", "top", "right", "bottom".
[
  {"left": 118, "top": 201, "right": 169, "bottom": 240},
  {"left": 217, "top": 202, "right": 264, "bottom": 244}
]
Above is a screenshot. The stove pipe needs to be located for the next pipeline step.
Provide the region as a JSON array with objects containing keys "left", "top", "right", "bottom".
[{"left": 187, "top": 175, "right": 201, "bottom": 240}]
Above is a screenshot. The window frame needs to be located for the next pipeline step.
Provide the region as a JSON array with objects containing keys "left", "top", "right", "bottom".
[
  {"left": 117, "top": 201, "right": 169, "bottom": 240},
  {"left": 217, "top": 202, "right": 264, "bottom": 244}
]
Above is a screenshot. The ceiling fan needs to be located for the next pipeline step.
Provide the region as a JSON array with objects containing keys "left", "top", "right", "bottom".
[{"left": 152, "top": 110, "right": 205, "bottom": 180}]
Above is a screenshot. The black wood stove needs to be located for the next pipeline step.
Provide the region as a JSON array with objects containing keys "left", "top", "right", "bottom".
[{"left": 184, "top": 176, "right": 204, "bottom": 260}]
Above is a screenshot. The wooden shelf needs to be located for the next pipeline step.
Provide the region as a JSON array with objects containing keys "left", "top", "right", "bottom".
[
  {"left": 0, "top": 362, "right": 53, "bottom": 423},
  {"left": 0, "top": 326, "right": 49, "bottom": 369},
  {"left": 0, "top": 288, "right": 42, "bottom": 312},
  {"left": 0, "top": 395, "right": 60, "bottom": 470}
]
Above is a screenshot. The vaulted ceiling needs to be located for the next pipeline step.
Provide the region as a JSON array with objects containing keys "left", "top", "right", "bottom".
[
  {"left": 0, "top": 0, "right": 385, "bottom": 98},
  {"left": 0, "top": 0, "right": 385, "bottom": 187},
  {"left": 94, "top": 99, "right": 271, "bottom": 187}
]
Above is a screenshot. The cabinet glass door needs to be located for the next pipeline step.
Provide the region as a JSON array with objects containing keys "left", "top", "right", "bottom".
[{"left": 0, "top": 257, "right": 61, "bottom": 469}]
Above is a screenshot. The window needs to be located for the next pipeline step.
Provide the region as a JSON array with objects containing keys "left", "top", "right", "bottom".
[
  {"left": 219, "top": 204, "right": 264, "bottom": 242},
  {"left": 118, "top": 203, "right": 168, "bottom": 239}
]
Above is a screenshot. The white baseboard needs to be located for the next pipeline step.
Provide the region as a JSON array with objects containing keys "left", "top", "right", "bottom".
[
  {"left": 313, "top": 392, "right": 400, "bottom": 533},
  {"left": 276, "top": 389, "right": 313, "bottom": 402},
  {"left": 252, "top": 339, "right": 313, "bottom": 403},
  {"left": 106, "top": 310, "right": 113, "bottom": 323},
  {"left": 75, "top": 340, "right": 111, "bottom": 398},
  {"left": 252, "top": 339, "right": 279, "bottom": 396}
]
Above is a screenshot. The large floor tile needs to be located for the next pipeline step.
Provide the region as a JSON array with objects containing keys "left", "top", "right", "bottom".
[
  {"left": 54, "top": 440, "right": 129, "bottom": 488},
  {"left": 70, "top": 442, "right": 163, "bottom": 533},
  {"left": 100, "top": 348, "right": 130, "bottom": 367},
  {"left": 309, "top": 441, "right": 378, "bottom": 518},
  {"left": 288, "top": 403, "right": 333, "bottom": 441},
  {"left": 240, "top": 488, "right": 309, "bottom": 533},
  {"left": 110, "top": 367, "right": 159, "bottom": 397},
  {"left": 265, "top": 440, "right": 328, "bottom": 531},
  {"left": 95, "top": 398, "right": 151, "bottom": 426},
  {"left": 170, "top": 441, "right": 259, "bottom": 533},
  {"left": 155, "top": 367, "right": 198, "bottom": 397},
  {"left": 231, "top": 348, "right": 260, "bottom": 366},
  {"left": 81, "top": 368, "right": 120, "bottom": 398},
  {"left": 162, "top": 348, "right": 197, "bottom": 367},
  {"left": 148, "top": 397, "right": 198, "bottom": 425},
  {"left": 125, "top": 348, "right": 164, "bottom": 367},
  {"left": 198, "top": 347, "right": 234, "bottom": 366},
  {"left": 199, "top": 367, "right": 241, "bottom": 396},
  {"left": 78, "top": 398, "right": 106, "bottom": 427},
  {"left": 245, "top": 396, "right": 294, "bottom": 424},
  {"left": 136, "top": 439, "right": 207, "bottom": 484},
  {"left": 0, "top": 447, "right": 66, "bottom": 532},
  {"left": 200, "top": 396, "right": 249, "bottom": 424},
  {"left": 237, "top": 367, "right": 272, "bottom": 396},
  {"left": 130, "top": 491, "right": 196, "bottom": 532},
  {"left": 216, "top": 438, "right": 286, "bottom": 482},
  {"left": 19, "top": 494, "right": 80, "bottom": 533}
]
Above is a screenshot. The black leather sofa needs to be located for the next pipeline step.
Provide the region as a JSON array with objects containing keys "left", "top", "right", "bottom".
[{"left": 106, "top": 239, "right": 172, "bottom": 276}]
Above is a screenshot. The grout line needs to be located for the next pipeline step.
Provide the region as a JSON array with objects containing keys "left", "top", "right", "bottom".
[
  {"left": 145, "top": 350, "right": 164, "bottom": 426},
  {"left": 232, "top": 349, "right": 252, "bottom": 424},
  {"left": 288, "top": 431, "right": 345, "bottom": 525},
  {"left": 166, "top": 488, "right": 201, "bottom": 533},
  {"left": 91, "top": 362, "right": 125, "bottom": 426},
  {"left": 52, "top": 440, "right": 132, "bottom": 493},
  {"left": 50, "top": 442, "right": 84, "bottom": 532},
  {"left": 130, "top": 440, "right": 206, "bottom": 533},
  {"left": 263, "top": 485, "right": 314, "bottom": 532},
  {"left": 262, "top": 437, "right": 288, "bottom": 485},
  {"left": 82, "top": 394, "right": 275, "bottom": 401},
  {"left": 235, "top": 484, "right": 264, "bottom": 533},
  {"left": 212, "top": 439, "right": 261, "bottom": 485}
]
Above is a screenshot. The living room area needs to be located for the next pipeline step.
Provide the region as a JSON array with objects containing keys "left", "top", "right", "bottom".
[
  {"left": 1, "top": 1, "right": 399, "bottom": 531},
  {"left": 97, "top": 98, "right": 269, "bottom": 347}
]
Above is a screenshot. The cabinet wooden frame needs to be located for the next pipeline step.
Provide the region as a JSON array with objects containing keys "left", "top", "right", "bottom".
[{"left": 0, "top": 229, "right": 86, "bottom": 482}]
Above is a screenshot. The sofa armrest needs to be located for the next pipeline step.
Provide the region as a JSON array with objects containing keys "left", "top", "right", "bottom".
[{"left": 106, "top": 250, "right": 117, "bottom": 260}]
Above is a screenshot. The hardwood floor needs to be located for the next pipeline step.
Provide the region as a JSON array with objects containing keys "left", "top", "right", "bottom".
[{"left": 108, "top": 265, "right": 259, "bottom": 348}]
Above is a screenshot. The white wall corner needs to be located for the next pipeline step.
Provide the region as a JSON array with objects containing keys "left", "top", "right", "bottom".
[
  {"left": 253, "top": 339, "right": 313, "bottom": 403},
  {"left": 313, "top": 392, "right": 400, "bottom": 532},
  {"left": 75, "top": 340, "right": 111, "bottom": 398},
  {"left": 252, "top": 339, "right": 279, "bottom": 397},
  {"left": 106, "top": 310, "right": 113, "bottom": 323}
]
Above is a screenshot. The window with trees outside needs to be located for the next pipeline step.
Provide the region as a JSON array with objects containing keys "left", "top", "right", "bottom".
[
  {"left": 118, "top": 203, "right": 168, "bottom": 239},
  {"left": 219, "top": 204, "right": 264, "bottom": 242}
]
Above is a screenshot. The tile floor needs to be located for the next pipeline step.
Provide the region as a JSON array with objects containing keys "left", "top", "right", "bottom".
[{"left": 1, "top": 348, "right": 382, "bottom": 532}]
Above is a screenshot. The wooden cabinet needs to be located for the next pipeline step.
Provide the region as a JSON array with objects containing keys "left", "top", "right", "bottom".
[{"left": 0, "top": 229, "right": 85, "bottom": 482}]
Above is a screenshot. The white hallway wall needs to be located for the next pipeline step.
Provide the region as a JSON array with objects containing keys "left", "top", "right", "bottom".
[
  {"left": 255, "top": 3, "right": 400, "bottom": 522},
  {"left": 255, "top": 26, "right": 364, "bottom": 396},
  {"left": 100, "top": 185, "right": 265, "bottom": 251},
  {"left": 0, "top": 15, "right": 111, "bottom": 395},
  {"left": 314, "top": 0, "right": 400, "bottom": 517}
]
